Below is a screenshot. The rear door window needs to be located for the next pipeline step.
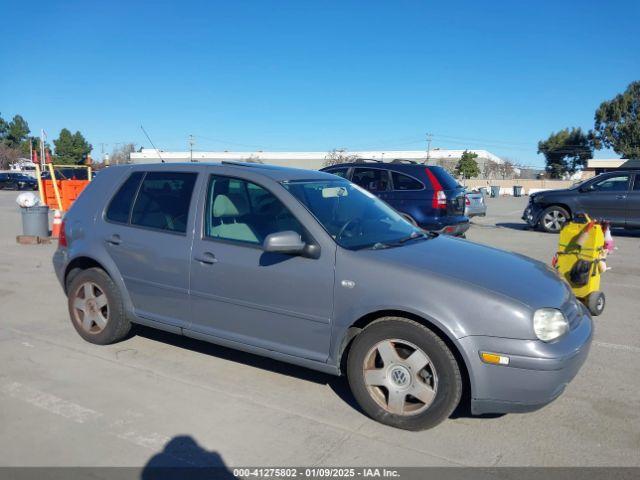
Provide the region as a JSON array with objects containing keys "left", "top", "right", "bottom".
[
  {"left": 130, "top": 172, "right": 197, "bottom": 233},
  {"left": 391, "top": 171, "right": 423, "bottom": 191},
  {"left": 351, "top": 168, "right": 390, "bottom": 192},
  {"left": 634, "top": 175, "right": 640, "bottom": 191},
  {"left": 106, "top": 172, "right": 144, "bottom": 223}
]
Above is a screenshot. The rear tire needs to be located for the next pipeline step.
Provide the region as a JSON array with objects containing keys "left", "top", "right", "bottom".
[
  {"left": 67, "top": 268, "right": 131, "bottom": 345},
  {"left": 539, "top": 206, "right": 570, "bottom": 233},
  {"left": 347, "top": 317, "right": 462, "bottom": 430}
]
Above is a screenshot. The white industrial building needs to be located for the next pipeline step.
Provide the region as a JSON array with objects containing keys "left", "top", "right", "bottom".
[{"left": 130, "top": 148, "right": 505, "bottom": 170}]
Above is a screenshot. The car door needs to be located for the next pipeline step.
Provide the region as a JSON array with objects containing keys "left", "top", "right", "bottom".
[
  {"left": 627, "top": 173, "right": 640, "bottom": 228},
  {"left": 189, "top": 169, "right": 336, "bottom": 362},
  {"left": 387, "top": 170, "right": 426, "bottom": 215},
  {"left": 577, "top": 173, "right": 631, "bottom": 225},
  {"left": 97, "top": 169, "right": 201, "bottom": 328}
]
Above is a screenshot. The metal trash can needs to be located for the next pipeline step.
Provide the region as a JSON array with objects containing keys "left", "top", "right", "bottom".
[
  {"left": 490, "top": 185, "right": 500, "bottom": 198},
  {"left": 20, "top": 206, "right": 50, "bottom": 237},
  {"left": 513, "top": 185, "right": 523, "bottom": 197}
]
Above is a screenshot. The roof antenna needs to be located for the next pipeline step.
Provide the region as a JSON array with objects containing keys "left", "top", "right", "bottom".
[{"left": 140, "top": 125, "right": 165, "bottom": 163}]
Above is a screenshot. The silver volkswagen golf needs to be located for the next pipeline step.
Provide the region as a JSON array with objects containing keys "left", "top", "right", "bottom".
[{"left": 53, "top": 162, "right": 592, "bottom": 430}]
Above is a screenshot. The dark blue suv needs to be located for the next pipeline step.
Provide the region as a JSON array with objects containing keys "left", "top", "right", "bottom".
[{"left": 321, "top": 160, "right": 469, "bottom": 235}]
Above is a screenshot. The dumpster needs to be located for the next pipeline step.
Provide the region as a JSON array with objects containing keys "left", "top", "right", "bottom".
[
  {"left": 478, "top": 187, "right": 488, "bottom": 196},
  {"left": 513, "top": 185, "right": 523, "bottom": 197},
  {"left": 21, "top": 206, "right": 50, "bottom": 237},
  {"left": 490, "top": 185, "right": 500, "bottom": 198}
]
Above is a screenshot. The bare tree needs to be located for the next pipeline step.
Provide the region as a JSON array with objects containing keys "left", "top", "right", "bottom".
[
  {"left": 0, "top": 144, "right": 21, "bottom": 170},
  {"left": 497, "top": 160, "right": 516, "bottom": 179},
  {"left": 482, "top": 160, "right": 501, "bottom": 179},
  {"left": 323, "top": 149, "right": 360, "bottom": 167},
  {"left": 436, "top": 158, "right": 457, "bottom": 174},
  {"left": 243, "top": 154, "right": 263, "bottom": 164},
  {"left": 109, "top": 143, "right": 136, "bottom": 165}
]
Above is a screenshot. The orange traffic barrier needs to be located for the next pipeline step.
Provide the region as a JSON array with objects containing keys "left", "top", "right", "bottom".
[{"left": 41, "top": 179, "right": 90, "bottom": 211}]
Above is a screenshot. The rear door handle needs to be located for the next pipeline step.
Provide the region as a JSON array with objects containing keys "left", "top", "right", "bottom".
[
  {"left": 194, "top": 252, "right": 217, "bottom": 265},
  {"left": 616, "top": 194, "right": 627, "bottom": 200},
  {"left": 106, "top": 234, "right": 121, "bottom": 246}
]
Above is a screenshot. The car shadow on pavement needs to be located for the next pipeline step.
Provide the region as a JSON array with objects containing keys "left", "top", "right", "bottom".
[
  {"left": 495, "top": 222, "right": 531, "bottom": 231},
  {"left": 135, "top": 326, "right": 363, "bottom": 413},
  {"left": 141, "top": 435, "right": 236, "bottom": 479}
]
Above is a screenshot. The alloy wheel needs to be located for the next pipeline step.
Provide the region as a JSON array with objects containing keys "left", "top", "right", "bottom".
[
  {"left": 543, "top": 210, "right": 567, "bottom": 232},
  {"left": 71, "top": 282, "right": 109, "bottom": 334},
  {"left": 362, "top": 339, "right": 438, "bottom": 416}
]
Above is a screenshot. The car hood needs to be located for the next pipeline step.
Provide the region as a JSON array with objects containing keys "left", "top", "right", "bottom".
[
  {"left": 369, "top": 236, "right": 572, "bottom": 310},
  {"left": 530, "top": 188, "right": 573, "bottom": 199}
]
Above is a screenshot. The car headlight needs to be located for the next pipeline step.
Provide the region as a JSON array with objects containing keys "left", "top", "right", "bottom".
[{"left": 533, "top": 308, "right": 569, "bottom": 342}]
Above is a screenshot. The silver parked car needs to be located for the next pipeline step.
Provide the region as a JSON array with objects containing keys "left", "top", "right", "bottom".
[
  {"left": 53, "top": 162, "right": 592, "bottom": 430},
  {"left": 465, "top": 189, "right": 487, "bottom": 218}
]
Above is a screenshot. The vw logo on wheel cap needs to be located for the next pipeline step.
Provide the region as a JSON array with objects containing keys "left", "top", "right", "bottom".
[{"left": 390, "top": 366, "right": 410, "bottom": 387}]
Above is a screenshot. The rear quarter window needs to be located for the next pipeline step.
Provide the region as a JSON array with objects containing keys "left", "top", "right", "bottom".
[
  {"left": 427, "top": 166, "right": 460, "bottom": 190},
  {"left": 105, "top": 172, "right": 144, "bottom": 223}
]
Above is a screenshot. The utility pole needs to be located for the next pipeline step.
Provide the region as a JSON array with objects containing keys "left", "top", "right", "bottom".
[
  {"left": 425, "top": 133, "right": 433, "bottom": 164},
  {"left": 189, "top": 134, "right": 195, "bottom": 162}
]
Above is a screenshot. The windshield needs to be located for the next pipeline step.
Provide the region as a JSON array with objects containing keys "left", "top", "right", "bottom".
[{"left": 283, "top": 179, "right": 427, "bottom": 250}]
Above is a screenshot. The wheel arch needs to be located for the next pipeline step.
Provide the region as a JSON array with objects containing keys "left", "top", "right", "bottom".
[
  {"left": 337, "top": 309, "right": 472, "bottom": 404},
  {"left": 64, "top": 256, "right": 110, "bottom": 293}
]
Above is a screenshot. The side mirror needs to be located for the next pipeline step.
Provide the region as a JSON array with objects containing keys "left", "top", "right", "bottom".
[{"left": 263, "top": 231, "right": 306, "bottom": 255}]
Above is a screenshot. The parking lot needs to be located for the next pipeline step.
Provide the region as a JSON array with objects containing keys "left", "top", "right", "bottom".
[{"left": 0, "top": 190, "right": 639, "bottom": 468}]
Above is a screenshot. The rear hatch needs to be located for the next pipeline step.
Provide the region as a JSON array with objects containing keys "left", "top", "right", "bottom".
[{"left": 425, "top": 166, "right": 466, "bottom": 215}]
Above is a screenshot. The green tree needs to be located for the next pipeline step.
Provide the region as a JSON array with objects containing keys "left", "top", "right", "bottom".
[
  {"left": 53, "top": 128, "right": 92, "bottom": 164},
  {"left": 537, "top": 128, "right": 592, "bottom": 179},
  {"left": 0, "top": 113, "right": 8, "bottom": 142},
  {"left": 455, "top": 150, "right": 480, "bottom": 178},
  {"left": 5, "top": 115, "right": 30, "bottom": 148},
  {"left": 592, "top": 81, "right": 640, "bottom": 159}
]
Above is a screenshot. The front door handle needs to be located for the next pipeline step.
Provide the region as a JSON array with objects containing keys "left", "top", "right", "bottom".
[
  {"left": 106, "top": 234, "right": 121, "bottom": 246},
  {"left": 194, "top": 252, "right": 217, "bottom": 265},
  {"left": 616, "top": 194, "right": 627, "bottom": 200}
]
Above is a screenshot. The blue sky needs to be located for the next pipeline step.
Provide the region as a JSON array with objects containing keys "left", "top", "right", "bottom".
[{"left": 1, "top": 0, "right": 638, "bottom": 167}]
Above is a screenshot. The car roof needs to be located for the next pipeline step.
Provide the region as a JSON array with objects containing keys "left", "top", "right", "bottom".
[
  {"left": 114, "top": 161, "right": 338, "bottom": 182},
  {"left": 322, "top": 161, "right": 431, "bottom": 172}
]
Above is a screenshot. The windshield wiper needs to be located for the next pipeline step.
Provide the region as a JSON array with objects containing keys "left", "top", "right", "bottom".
[{"left": 395, "top": 231, "right": 431, "bottom": 244}]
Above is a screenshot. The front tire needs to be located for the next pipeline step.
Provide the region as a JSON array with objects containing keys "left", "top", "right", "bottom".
[
  {"left": 347, "top": 317, "right": 462, "bottom": 430},
  {"left": 67, "top": 268, "right": 131, "bottom": 345},
  {"left": 586, "top": 291, "right": 605, "bottom": 316},
  {"left": 539, "top": 206, "right": 570, "bottom": 233}
]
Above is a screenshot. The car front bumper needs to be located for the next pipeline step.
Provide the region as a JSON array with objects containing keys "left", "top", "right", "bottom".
[
  {"left": 459, "top": 307, "right": 593, "bottom": 415},
  {"left": 522, "top": 202, "right": 543, "bottom": 227}
]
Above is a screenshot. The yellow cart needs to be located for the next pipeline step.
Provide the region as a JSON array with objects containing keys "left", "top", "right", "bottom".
[{"left": 554, "top": 213, "right": 606, "bottom": 316}]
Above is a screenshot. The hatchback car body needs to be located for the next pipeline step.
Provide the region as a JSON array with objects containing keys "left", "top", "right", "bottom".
[
  {"left": 523, "top": 170, "right": 640, "bottom": 233},
  {"left": 53, "top": 162, "right": 592, "bottom": 430},
  {"left": 321, "top": 161, "right": 469, "bottom": 235}
]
